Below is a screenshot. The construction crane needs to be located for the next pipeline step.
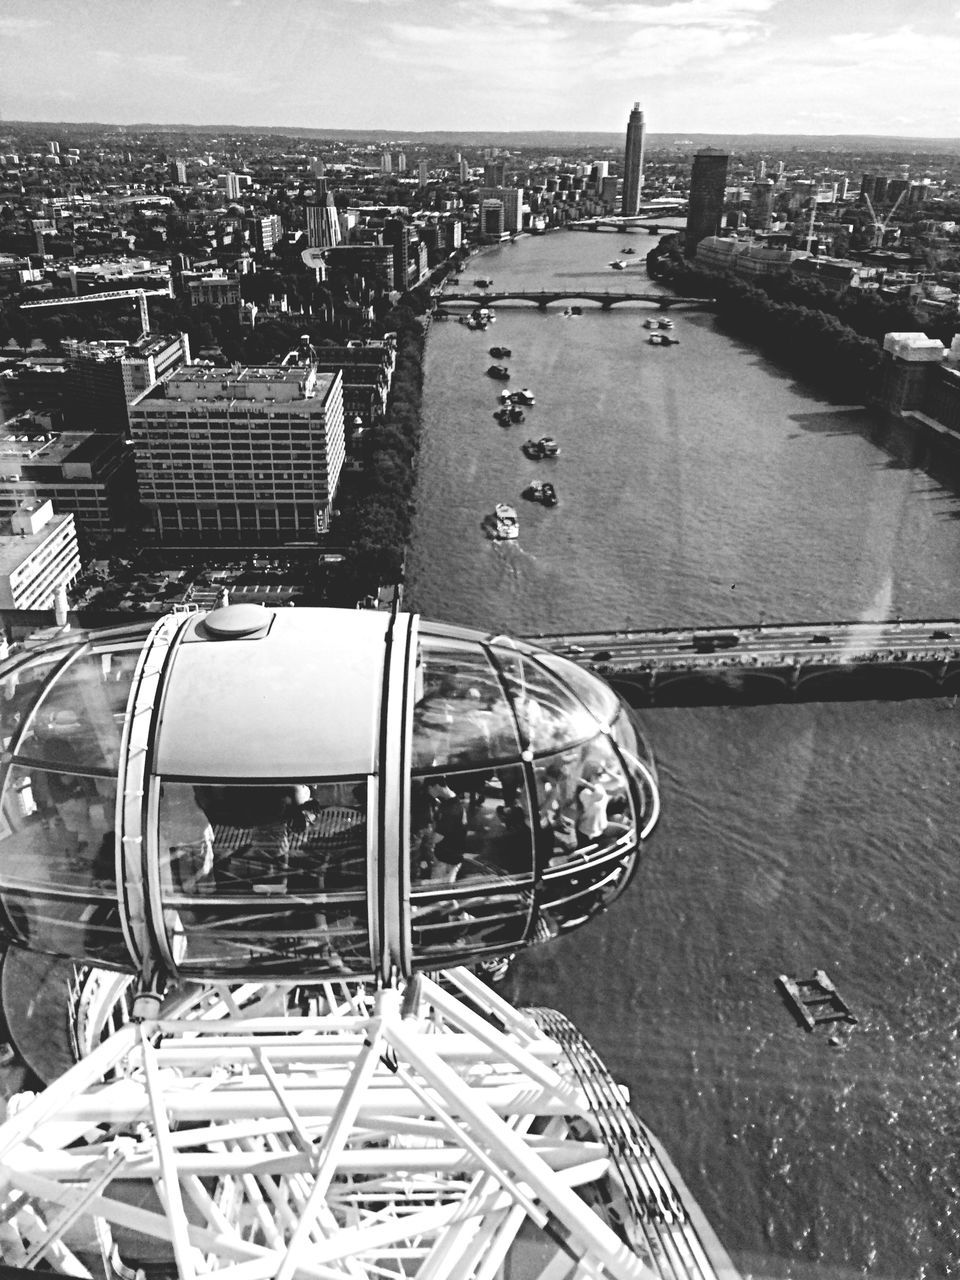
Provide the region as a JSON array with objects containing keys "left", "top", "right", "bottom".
[
  {"left": 18, "top": 282, "right": 174, "bottom": 337},
  {"left": 861, "top": 187, "right": 907, "bottom": 249}
]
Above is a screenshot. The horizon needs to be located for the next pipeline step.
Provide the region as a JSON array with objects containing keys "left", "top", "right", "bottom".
[
  {"left": 4, "top": 120, "right": 960, "bottom": 149},
  {"left": 1, "top": 0, "right": 957, "bottom": 140}
]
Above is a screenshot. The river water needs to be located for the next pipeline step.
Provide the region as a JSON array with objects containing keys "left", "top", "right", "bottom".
[{"left": 405, "top": 230, "right": 960, "bottom": 1279}]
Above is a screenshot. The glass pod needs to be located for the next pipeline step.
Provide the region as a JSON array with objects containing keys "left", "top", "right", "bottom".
[{"left": 0, "top": 605, "right": 660, "bottom": 984}]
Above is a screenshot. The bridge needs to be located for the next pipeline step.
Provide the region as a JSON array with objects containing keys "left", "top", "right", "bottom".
[
  {"left": 438, "top": 290, "right": 711, "bottom": 311},
  {"left": 529, "top": 618, "right": 960, "bottom": 707}
]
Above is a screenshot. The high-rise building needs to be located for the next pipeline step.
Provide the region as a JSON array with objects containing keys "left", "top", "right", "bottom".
[
  {"left": 225, "top": 172, "right": 242, "bottom": 202},
  {"left": 395, "top": 152, "right": 407, "bottom": 173},
  {"left": 129, "top": 363, "right": 345, "bottom": 545},
  {"left": 480, "top": 199, "right": 505, "bottom": 240},
  {"left": 484, "top": 160, "right": 507, "bottom": 187},
  {"left": 685, "top": 148, "right": 729, "bottom": 257},
  {"left": 304, "top": 180, "right": 341, "bottom": 250},
  {"left": 620, "top": 101, "right": 645, "bottom": 217},
  {"left": 170, "top": 159, "right": 188, "bottom": 185},
  {"left": 459, "top": 157, "right": 469, "bottom": 183},
  {"left": 59, "top": 333, "right": 191, "bottom": 435},
  {"left": 418, "top": 159, "right": 429, "bottom": 188},
  {"left": 380, "top": 152, "right": 392, "bottom": 174},
  {"left": 478, "top": 187, "right": 522, "bottom": 234}
]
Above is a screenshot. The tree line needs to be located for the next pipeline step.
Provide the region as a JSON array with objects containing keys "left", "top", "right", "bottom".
[{"left": 648, "top": 236, "right": 956, "bottom": 404}]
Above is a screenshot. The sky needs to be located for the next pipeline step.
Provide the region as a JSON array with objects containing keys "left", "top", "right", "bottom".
[{"left": 1, "top": 0, "right": 959, "bottom": 138}]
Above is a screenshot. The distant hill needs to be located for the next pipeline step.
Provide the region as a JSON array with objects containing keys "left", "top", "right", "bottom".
[{"left": 6, "top": 121, "right": 960, "bottom": 152}]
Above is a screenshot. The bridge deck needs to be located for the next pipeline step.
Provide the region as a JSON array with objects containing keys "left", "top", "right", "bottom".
[{"left": 528, "top": 619, "right": 960, "bottom": 707}]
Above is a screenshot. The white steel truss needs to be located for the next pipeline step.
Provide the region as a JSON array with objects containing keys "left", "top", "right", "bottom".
[{"left": 0, "top": 968, "right": 736, "bottom": 1280}]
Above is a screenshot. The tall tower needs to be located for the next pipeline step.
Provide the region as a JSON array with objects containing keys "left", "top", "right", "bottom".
[
  {"left": 685, "top": 147, "right": 729, "bottom": 257},
  {"left": 620, "top": 101, "right": 645, "bottom": 217}
]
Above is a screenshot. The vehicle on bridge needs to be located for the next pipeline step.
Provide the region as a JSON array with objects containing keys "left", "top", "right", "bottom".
[{"left": 692, "top": 631, "right": 740, "bottom": 653}]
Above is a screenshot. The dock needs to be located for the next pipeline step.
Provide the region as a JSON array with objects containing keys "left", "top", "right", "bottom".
[{"left": 777, "top": 970, "right": 858, "bottom": 1032}]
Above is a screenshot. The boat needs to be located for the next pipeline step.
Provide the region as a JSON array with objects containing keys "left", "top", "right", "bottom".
[
  {"left": 511, "top": 388, "right": 536, "bottom": 405},
  {"left": 489, "top": 346, "right": 512, "bottom": 358},
  {"left": 508, "top": 405, "right": 525, "bottom": 423},
  {"left": 622, "top": 247, "right": 635, "bottom": 254},
  {"left": 522, "top": 436, "right": 560, "bottom": 460},
  {"left": 609, "top": 260, "right": 626, "bottom": 270},
  {"left": 648, "top": 333, "right": 679, "bottom": 346},
  {"left": 498, "top": 389, "right": 513, "bottom": 403},
  {"left": 778, "top": 971, "right": 858, "bottom": 1033},
  {"left": 643, "top": 318, "right": 658, "bottom": 329},
  {"left": 487, "top": 365, "right": 510, "bottom": 380},
  {"left": 570, "top": 306, "right": 582, "bottom": 316},
  {"left": 494, "top": 408, "right": 513, "bottom": 426},
  {"left": 658, "top": 318, "right": 674, "bottom": 329},
  {"left": 491, "top": 503, "right": 519, "bottom": 539},
  {"left": 523, "top": 481, "right": 559, "bottom": 507},
  {"left": 475, "top": 278, "right": 493, "bottom": 289}
]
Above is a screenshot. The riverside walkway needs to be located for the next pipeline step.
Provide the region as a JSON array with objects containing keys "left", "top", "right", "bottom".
[{"left": 528, "top": 618, "right": 960, "bottom": 707}]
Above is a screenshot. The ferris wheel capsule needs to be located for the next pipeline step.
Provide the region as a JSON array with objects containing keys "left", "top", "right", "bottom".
[{"left": 0, "top": 605, "right": 659, "bottom": 988}]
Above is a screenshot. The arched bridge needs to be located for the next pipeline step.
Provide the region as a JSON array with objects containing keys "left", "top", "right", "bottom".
[
  {"left": 439, "top": 291, "right": 712, "bottom": 311},
  {"left": 527, "top": 619, "right": 960, "bottom": 707}
]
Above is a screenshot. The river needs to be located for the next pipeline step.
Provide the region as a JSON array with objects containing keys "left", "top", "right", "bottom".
[{"left": 405, "top": 229, "right": 960, "bottom": 1279}]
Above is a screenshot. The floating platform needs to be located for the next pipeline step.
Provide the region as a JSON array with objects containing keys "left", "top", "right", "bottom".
[{"left": 778, "top": 970, "right": 858, "bottom": 1032}]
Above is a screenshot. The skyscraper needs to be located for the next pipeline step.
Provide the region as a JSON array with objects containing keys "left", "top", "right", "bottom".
[
  {"left": 620, "top": 101, "right": 645, "bottom": 216},
  {"left": 684, "top": 148, "right": 729, "bottom": 257},
  {"left": 305, "top": 179, "right": 341, "bottom": 250}
]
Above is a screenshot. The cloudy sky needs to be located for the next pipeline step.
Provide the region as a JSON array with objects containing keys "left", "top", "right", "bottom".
[{"left": 1, "top": 0, "right": 957, "bottom": 137}]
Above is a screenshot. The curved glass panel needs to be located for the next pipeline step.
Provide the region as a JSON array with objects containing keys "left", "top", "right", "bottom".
[
  {"left": 411, "top": 880, "right": 533, "bottom": 965},
  {"left": 17, "top": 647, "right": 140, "bottom": 770},
  {"left": 536, "top": 651, "right": 623, "bottom": 726},
  {"left": 0, "top": 764, "right": 116, "bottom": 892},
  {"left": 410, "top": 765, "right": 535, "bottom": 887},
  {"left": 0, "top": 655, "right": 69, "bottom": 748},
  {"left": 412, "top": 637, "right": 520, "bottom": 771},
  {"left": 158, "top": 780, "right": 369, "bottom": 978},
  {"left": 1, "top": 889, "right": 128, "bottom": 965},
  {"left": 489, "top": 644, "right": 600, "bottom": 756},
  {"left": 165, "top": 902, "right": 369, "bottom": 977}
]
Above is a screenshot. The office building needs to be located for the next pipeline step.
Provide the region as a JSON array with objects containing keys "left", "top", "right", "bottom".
[
  {"left": 620, "top": 101, "right": 645, "bottom": 217},
  {"left": 225, "top": 173, "right": 242, "bottom": 202},
  {"left": 304, "top": 181, "right": 341, "bottom": 250},
  {"left": 478, "top": 187, "right": 523, "bottom": 234},
  {"left": 0, "top": 501, "right": 80, "bottom": 611},
  {"left": 129, "top": 362, "right": 345, "bottom": 545},
  {"left": 380, "top": 152, "right": 392, "bottom": 174},
  {"left": 459, "top": 157, "right": 469, "bottom": 183},
  {"left": 170, "top": 159, "right": 188, "bottom": 185},
  {"left": 418, "top": 159, "right": 429, "bottom": 187},
  {"left": 685, "top": 148, "right": 729, "bottom": 257},
  {"left": 383, "top": 219, "right": 420, "bottom": 290},
  {"left": 0, "top": 425, "right": 138, "bottom": 538},
  {"left": 480, "top": 199, "right": 505, "bottom": 241},
  {"left": 395, "top": 152, "right": 407, "bottom": 173},
  {"left": 59, "top": 333, "right": 191, "bottom": 434},
  {"left": 484, "top": 160, "right": 507, "bottom": 187}
]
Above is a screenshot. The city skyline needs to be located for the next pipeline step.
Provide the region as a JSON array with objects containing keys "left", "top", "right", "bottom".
[{"left": 1, "top": 0, "right": 958, "bottom": 140}]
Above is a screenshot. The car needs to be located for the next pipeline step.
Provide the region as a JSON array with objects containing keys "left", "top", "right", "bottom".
[
  {"left": 810, "top": 634, "right": 832, "bottom": 644},
  {"left": 932, "top": 629, "right": 952, "bottom": 640}
]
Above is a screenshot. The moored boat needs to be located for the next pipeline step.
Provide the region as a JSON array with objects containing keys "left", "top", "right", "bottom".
[
  {"left": 511, "top": 388, "right": 536, "bottom": 405},
  {"left": 521, "top": 436, "right": 560, "bottom": 460},
  {"left": 491, "top": 503, "right": 519, "bottom": 539},
  {"left": 487, "top": 364, "right": 510, "bottom": 380},
  {"left": 648, "top": 333, "right": 679, "bottom": 346},
  {"left": 489, "top": 346, "right": 512, "bottom": 358},
  {"left": 522, "top": 480, "right": 559, "bottom": 507}
]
